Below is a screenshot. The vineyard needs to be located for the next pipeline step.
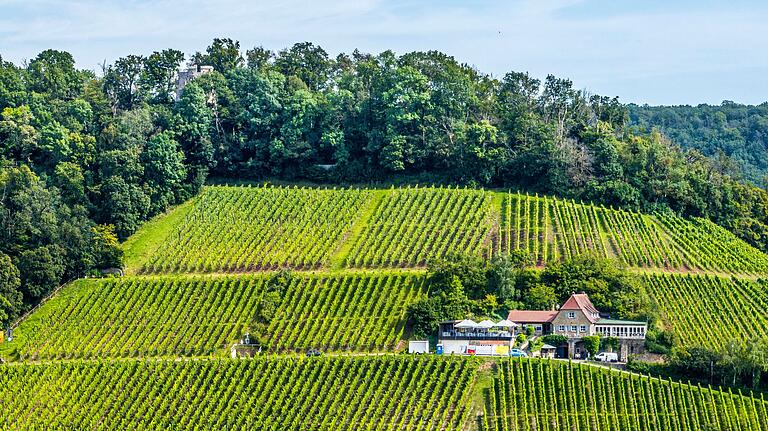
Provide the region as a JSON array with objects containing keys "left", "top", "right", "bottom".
[
  {"left": 344, "top": 186, "right": 496, "bottom": 268},
  {"left": 501, "top": 192, "right": 768, "bottom": 274},
  {"left": 0, "top": 355, "right": 477, "bottom": 431},
  {"left": 2, "top": 271, "right": 425, "bottom": 360},
  {"left": 6, "top": 184, "right": 768, "bottom": 429},
  {"left": 482, "top": 358, "right": 768, "bottom": 431},
  {"left": 643, "top": 273, "right": 768, "bottom": 349},
  {"left": 138, "top": 185, "right": 372, "bottom": 273}
]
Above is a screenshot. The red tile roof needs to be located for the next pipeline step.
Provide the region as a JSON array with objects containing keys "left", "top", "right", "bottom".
[
  {"left": 561, "top": 293, "right": 600, "bottom": 323},
  {"left": 507, "top": 310, "right": 558, "bottom": 323}
]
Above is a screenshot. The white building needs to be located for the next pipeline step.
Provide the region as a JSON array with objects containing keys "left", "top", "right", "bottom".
[{"left": 437, "top": 319, "right": 516, "bottom": 356}]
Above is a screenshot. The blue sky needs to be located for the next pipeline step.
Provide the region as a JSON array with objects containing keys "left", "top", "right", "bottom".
[{"left": 0, "top": 0, "right": 766, "bottom": 105}]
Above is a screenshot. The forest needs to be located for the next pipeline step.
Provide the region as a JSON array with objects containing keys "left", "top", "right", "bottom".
[
  {"left": 629, "top": 102, "right": 768, "bottom": 187},
  {"left": 2, "top": 38, "right": 768, "bottom": 327}
]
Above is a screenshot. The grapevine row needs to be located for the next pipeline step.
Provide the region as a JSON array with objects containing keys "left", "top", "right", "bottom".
[
  {"left": 643, "top": 273, "right": 768, "bottom": 349},
  {"left": 483, "top": 358, "right": 768, "bottom": 431},
  {"left": 346, "top": 186, "right": 495, "bottom": 268},
  {"left": 141, "top": 185, "right": 371, "bottom": 273},
  {"left": 6, "top": 272, "right": 425, "bottom": 360},
  {"left": 0, "top": 355, "right": 477, "bottom": 431},
  {"left": 501, "top": 192, "right": 768, "bottom": 274}
]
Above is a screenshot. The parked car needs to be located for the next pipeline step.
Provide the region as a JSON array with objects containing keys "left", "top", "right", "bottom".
[
  {"left": 306, "top": 349, "right": 323, "bottom": 357},
  {"left": 510, "top": 349, "right": 528, "bottom": 358},
  {"left": 594, "top": 352, "right": 618, "bottom": 362}
]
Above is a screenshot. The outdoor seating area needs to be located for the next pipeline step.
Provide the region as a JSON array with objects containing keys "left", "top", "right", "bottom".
[{"left": 439, "top": 319, "right": 516, "bottom": 340}]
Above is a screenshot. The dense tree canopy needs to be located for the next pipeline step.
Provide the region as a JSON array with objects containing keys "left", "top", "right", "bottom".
[
  {"left": 629, "top": 102, "right": 768, "bottom": 188},
  {"left": 1, "top": 41, "right": 768, "bottom": 327}
]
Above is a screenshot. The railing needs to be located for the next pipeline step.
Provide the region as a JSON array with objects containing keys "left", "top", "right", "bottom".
[
  {"left": 440, "top": 331, "right": 514, "bottom": 340},
  {"left": 594, "top": 328, "right": 646, "bottom": 339}
]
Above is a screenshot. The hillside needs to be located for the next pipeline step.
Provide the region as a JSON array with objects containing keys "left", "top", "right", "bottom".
[
  {"left": 124, "top": 185, "right": 768, "bottom": 276},
  {"left": 483, "top": 358, "right": 768, "bottom": 431},
  {"left": 628, "top": 103, "right": 768, "bottom": 188},
  {"left": 2, "top": 271, "right": 425, "bottom": 360},
  {"left": 0, "top": 355, "right": 477, "bottom": 431},
  {"left": 4, "top": 184, "right": 768, "bottom": 430}
]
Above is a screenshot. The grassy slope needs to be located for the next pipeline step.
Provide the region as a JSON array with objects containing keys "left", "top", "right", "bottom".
[{"left": 120, "top": 198, "right": 197, "bottom": 275}]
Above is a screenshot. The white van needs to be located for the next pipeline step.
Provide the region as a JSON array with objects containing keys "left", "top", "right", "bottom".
[{"left": 594, "top": 352, "right": 619, "bottom": 362}]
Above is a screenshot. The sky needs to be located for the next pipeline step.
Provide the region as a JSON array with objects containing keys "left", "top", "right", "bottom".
[{"left": 0, "top": 0, "right": 766, "bottom": 106}]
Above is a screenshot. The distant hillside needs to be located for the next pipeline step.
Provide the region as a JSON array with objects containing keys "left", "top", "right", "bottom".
[{"left": 628, "top": 102, "right": 768, "bottom": 187}]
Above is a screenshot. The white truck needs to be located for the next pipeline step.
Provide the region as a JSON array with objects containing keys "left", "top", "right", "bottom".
[
  {"left": 408, "top": 340, "right": 429, "bottom": 354},
  {"left": 594, "top": 352, "right": 619, "bottom": 362}
]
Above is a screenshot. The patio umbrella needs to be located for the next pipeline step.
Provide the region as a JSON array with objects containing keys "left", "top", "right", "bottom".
[
  {"left": 493, "top": 319, "right": 516, "bottom": 327},
  {"left": 476, "top": 319, "right": 495, "bottom": 329},
  {"left": 454, "top": 319, "right": 478, "bottom": 329}
]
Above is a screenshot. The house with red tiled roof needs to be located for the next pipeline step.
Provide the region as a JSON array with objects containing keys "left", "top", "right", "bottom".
[{"left": 508, "top": 292, "right": 647, "bottom": 360}]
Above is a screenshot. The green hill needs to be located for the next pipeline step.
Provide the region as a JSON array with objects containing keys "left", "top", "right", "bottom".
[{"left": 6, "top": 184, "right": 768, "bottom": 430}]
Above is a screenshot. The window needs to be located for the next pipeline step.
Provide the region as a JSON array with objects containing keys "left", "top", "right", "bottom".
[
  {"left": 535, "top": 326, "right": 542, "bottom": 332},
  {"left": 570, "top": 325, "right": 577, "bottom": 332},
  {"left": 558, "top": 325, "right": 566, "bottom": 332},
  {"left": 580, "top": 325, "right": 587, "bottom": 333},
  {"left": 567, "top": 312, "right": 576, "bottom": 319}
]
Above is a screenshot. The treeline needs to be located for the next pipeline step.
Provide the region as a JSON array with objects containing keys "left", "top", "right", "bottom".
[
  {"left": 2, "top": 38, "right": 768, "bottom": 325},
  {"left": 628, "top": 102, "right": 768, "bottom": 188}
]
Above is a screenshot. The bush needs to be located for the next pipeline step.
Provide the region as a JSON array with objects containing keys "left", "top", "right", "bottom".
[
  {"left": 525, "top": 325, "right": 535, "bottom": 337},
  {"left": 515, "top": 333, "right": 527, "bottom": 347},
  {"left": 582, "top": 335, "right": 600, "bottom": 358},
  {"left": 600, "top": 336, "right": 619, "bottom": 352}
]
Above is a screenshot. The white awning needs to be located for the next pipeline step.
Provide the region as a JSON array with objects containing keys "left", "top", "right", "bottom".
[
  {"left": 494, "top": 319, "right": 516, "bottom": 327},
  {"left": 477, "top": 319, "right": 495, "bottom": 329},
  {"left": 455, "top": 319, "right": 478, "bottom": 328}
]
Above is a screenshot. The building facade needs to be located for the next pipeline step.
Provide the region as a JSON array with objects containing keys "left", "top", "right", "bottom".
[{"left": 508, "top": 293, "right": 647, "bottom": 361}]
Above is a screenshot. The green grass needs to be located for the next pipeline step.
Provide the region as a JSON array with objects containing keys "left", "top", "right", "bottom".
[{"left": 121, "top": 198, "right": 196, "bottom": 275}]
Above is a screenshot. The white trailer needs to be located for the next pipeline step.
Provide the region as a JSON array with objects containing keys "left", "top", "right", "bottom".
[{"left": 408, "top": 340, "right": 430, "bottom": 354}]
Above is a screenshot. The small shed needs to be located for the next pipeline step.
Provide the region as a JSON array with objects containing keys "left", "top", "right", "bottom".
[
  {"left": 408, "top": 340, "right": 430, "bottom": 354},
  {"left": 540, "top": 344, "right": 556, "bottom": 359}
]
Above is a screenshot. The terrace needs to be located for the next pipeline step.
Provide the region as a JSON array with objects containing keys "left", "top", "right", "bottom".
[{"left": 438, "top": 319, "right": 516, "bottom": 340}]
